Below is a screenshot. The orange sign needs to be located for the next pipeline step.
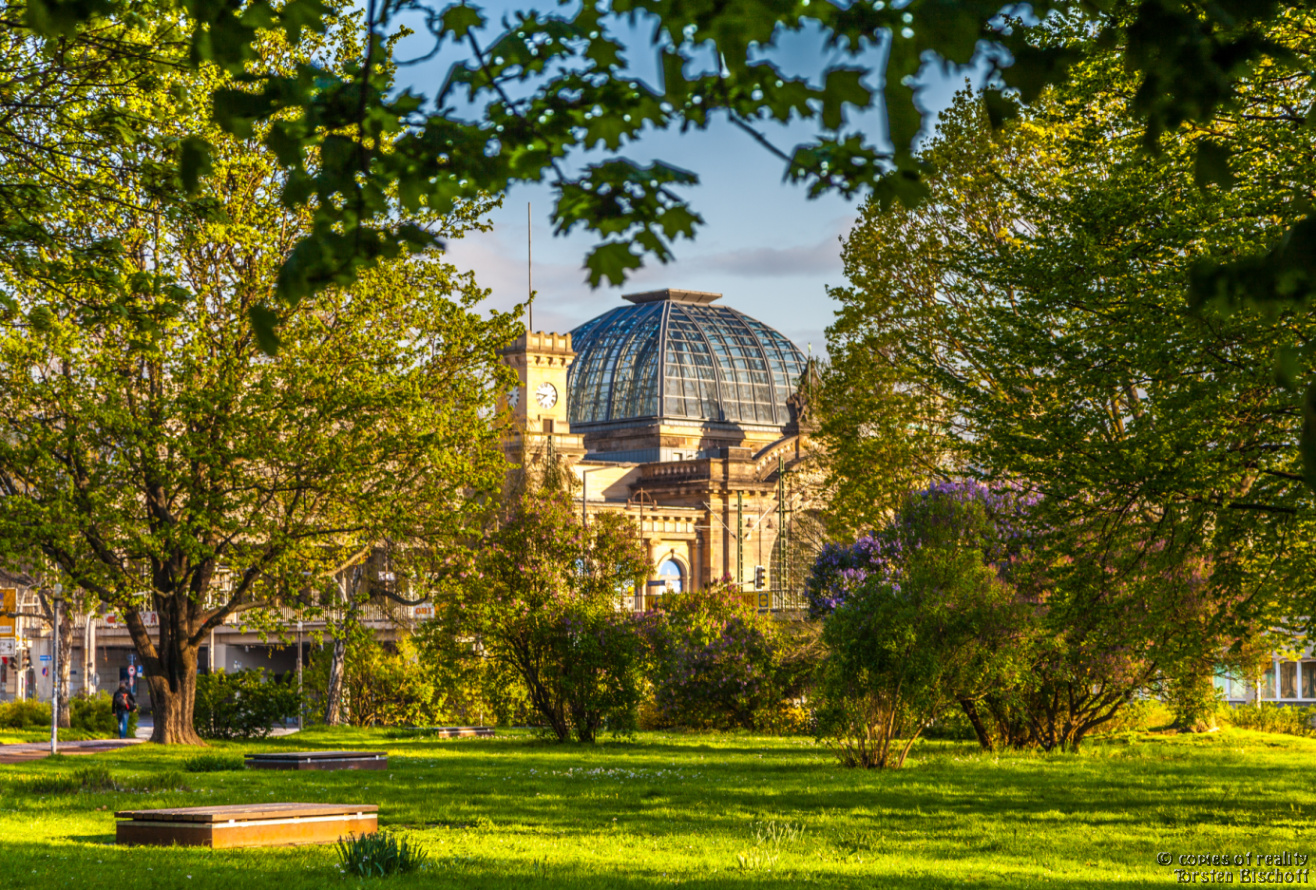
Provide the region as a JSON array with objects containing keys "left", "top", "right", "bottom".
[{"left": 0, "top": 588, "right": 15, "bottom": 638}]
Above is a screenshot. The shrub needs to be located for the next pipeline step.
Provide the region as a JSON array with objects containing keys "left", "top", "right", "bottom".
[
  {"left": 183, "top": 753, "right": 247, "bottom": 772},
  {"left": 1226, "top": 703, "right": 1316, "bottom": 737},
  {"left": 0, "top": 694, "right": 135, "bottom": 738},
  {"left": 432, "top": 486, "right": 649, "bottom": 743},
  {"left": 194, "top": 669, "right": 301, "bottom": 740},
  {"left": 0, "top": 698, "right": 50, "bottom": 729},
  {"left": 1165, "top": 671, "right": 1225, "bottom": 732},
  {"left": 336, "top": 831, "right": 427, "bottom": 877},
  {"left": 1091, "top": 698, "right": 1175, "bottom": 734},
  {"left": 643, "top": 585, "right": 811, "bottom": 732},
  {"left": 305, "top": 633, "right": 451, "bottom": 728},
  {"left": 813, "top": 486, "right": 1031, "bottom": 768},
  {"left": 72, "top": 693, "right": 138, "bottom": 737}
]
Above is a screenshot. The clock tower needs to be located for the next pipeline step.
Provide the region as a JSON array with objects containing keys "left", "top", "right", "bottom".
[{"left": 499, "top": 331, "right": 586, "bottom": 468}]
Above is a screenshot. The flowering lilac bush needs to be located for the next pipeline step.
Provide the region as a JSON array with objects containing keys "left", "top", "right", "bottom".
[
  {"left": 806, "top": 480, "right": 1037, "bottom": 618},
  {"left": 812, "top": 482, "right": 1036, "bottom": 767},
  {"left": 812, "top": 481, "right": 1248, "bottom": 754}
]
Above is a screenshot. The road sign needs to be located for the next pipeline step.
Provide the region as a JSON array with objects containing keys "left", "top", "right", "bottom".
[
  {"left": 0, "top": 588, "right": 15, "bottom": 637},
  {"left": 39, "top": 654, "right": 51, "bottom": 662},
  {"left": 0, "top": 638, "right": 14, "bottom": 657}
]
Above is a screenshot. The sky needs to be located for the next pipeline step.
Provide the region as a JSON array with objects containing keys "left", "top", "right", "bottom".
[{"left": 390, "top": 7, "right": 980, "bottom": 356}]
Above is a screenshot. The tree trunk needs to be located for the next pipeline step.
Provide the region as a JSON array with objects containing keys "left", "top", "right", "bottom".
[
  {"left": 83, "top": 614, "right": 98, "bottom": 699},
  {"left": 958, "top": 698, "right": 994, "bottom": 752},
  {"left": 132, "top": 609, "right": 205, "bottom": 745},
  {"left": 325, "top": 633, "right": 347, "bottom": 725},
  {"left": 57, "top": 610, "right": 74, "bottom": 728}
]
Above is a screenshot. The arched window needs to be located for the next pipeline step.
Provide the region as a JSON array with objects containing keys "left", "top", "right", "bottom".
[{"left": 657, "top": 559, "right": 684, "bottom": 593}]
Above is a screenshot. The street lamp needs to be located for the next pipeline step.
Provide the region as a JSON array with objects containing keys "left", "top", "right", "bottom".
[{"left": 49, "top": 583, "right": 63, "bottom": 756}]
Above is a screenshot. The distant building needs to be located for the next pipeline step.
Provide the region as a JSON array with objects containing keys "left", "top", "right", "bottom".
[{"left": 500, "top": 288, "right": 822, "bottom": 608}]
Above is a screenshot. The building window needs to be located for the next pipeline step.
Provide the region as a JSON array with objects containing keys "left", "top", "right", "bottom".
[
  {"left": 1304, "top": 662, "right": 1316, "bottom": 700},
  {"left": 1281, "top": 661, "right": 1298, "bottom": 699},
  {"left": 542, "top": 419, "right": 554, "bottom": 434},
  {"left": 1262, "top": 663, "right": 1276, "bottom": 699},
  {"left": 657, "top": 559, "right": 683, "bottom": 593}
]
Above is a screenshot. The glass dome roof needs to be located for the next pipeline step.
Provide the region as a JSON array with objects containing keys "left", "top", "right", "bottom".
[{"left": 568, "top": 289, "right": 807, "bottom": 427}]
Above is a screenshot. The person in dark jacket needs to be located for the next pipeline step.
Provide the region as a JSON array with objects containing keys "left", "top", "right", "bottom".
[{"left": 112, "top": 680, "right": 136, "bottom": 739}]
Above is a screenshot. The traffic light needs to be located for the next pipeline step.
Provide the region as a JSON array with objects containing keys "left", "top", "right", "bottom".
[{"left": 753, "top": 565, "right": 765, "bottom": 589}]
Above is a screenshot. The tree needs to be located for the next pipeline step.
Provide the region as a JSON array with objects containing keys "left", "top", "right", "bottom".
[
  {"left": 823, "top": 24, "right": 1316, "bottom": 628},
  {"left": 435, "top": 482, "right": 649, "bottom": 743},
  {"left": 0, "top": 23, "right": 520, "bottom": 744},
  {"left": 10, "top": 0, "right": 1302, "bottom": 349}
]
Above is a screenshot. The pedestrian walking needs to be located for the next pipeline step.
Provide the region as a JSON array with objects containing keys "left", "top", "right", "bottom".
[{"left": 112, "top": 680, "right": 136, "bottom": 739}]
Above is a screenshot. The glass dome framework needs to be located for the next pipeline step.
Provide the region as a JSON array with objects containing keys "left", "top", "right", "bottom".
[{"left": 568, "top": 290, "right": 807, "bottom": 428}]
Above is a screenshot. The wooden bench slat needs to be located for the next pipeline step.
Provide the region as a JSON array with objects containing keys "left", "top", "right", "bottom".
[
  {"left": 116, "top": 803, "right": 378, "bottom": 823},
  {"left": 246, "top": 750, "right": 387, "bottom": 761}
]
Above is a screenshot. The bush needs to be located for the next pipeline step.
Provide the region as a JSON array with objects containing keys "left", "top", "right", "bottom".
[
  {"left": 0, "top": 693, "right": 135, "bottom": 739},
  {"left": 1225, "top": 703, "right": 1316, "bottom": 737},
  {"left": 71, "top": 693, "right": 138, "bottom": 737},
  {"left": 336, "top": 831, "right": 427, "bottom": 877},
  {"left": 813, "top": 487, "right": 1030, "bottom": 768},
  {"left": 0, "top": 698, "right": 50, "bottom": 729},
  {"left": 1091, "top": 698, "right": 1175, "bottom": 735},
  {"left": 1166, "top": 670, "right": 1225, "bottom": 732},
  {"left": 431, "top": 486, "right": 650, "bottom": 743},
  {"left": 643, "top": 585, "right": 809, "bottom": 732},
  {"left": 305, "top": 632, "right": 451, "bottom": 728},
  {"left": 183, "top": 753, "right": 247, "bottom": 772},
  {"left": 194, "top": 669, "right": 301, "bottom": 740}
]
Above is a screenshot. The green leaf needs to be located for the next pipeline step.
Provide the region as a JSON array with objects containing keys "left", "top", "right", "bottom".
[
  {"left": 28, "top": 305, "right": 54, "bottom": 332},
  {"left": 249, "top": 304, "right": 282, "bottom": 355},
  {"left": 179, "top": 137, "right": 213, "bottom": 195},
  {"left": 1193, "top": 140, "right": 1234, "bottom": 190},
  {"left": 819, "top": 68, "right": 872, "bottom": 133},
  {"left": 440, "top": 4, "right": 486, "bottom": 40},
  {"left": 585, "top": 242, "right": 643, "bottom": 287}
]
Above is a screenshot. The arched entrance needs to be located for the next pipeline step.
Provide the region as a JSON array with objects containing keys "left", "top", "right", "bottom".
[{"left": 657, "top": 558, "right": 684, "bottom": 593}]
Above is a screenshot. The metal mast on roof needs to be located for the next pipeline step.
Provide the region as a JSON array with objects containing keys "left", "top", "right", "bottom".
[{"left": 527, "top": 202, "right": 533, "bottom": 332}]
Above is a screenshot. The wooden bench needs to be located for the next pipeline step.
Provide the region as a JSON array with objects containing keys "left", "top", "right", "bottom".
[
  {"left": 419, "top": 726, "right": 496, "bottom": 738},
  {"left": 244, "top": 750, "right": 387, "bottom": 771},
  {"left": 115, "top": 802, "right": 378, "bottom": 848}
]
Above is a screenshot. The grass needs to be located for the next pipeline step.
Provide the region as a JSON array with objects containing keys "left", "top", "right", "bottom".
[
  {"left": 2, "top": 725, "right": 1315, "bottom": 889},
  {"left": 0, "top": 728, "right": 127, "bottom": 744}
]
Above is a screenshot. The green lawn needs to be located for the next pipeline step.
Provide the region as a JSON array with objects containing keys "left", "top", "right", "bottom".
[{"left": 1, "top": 727, "right": 1313, "bottom": 889}]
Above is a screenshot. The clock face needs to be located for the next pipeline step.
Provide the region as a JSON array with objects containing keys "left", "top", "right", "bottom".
[
  {"left": 535, "top": 382, "right": 558, "bottom": 409},
  {"left": 508, "top": 386, "right": 520, "bottom": 408}
]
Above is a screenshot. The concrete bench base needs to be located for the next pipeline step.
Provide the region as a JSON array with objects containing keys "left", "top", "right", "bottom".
[
  {"left": 115, "top": 803, "right": 378, "bottom": 848},
  {"left": 245, "top": 750, "right": 387, "bottom": 771}
]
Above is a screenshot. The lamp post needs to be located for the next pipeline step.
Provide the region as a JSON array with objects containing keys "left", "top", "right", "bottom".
[
  {"left": 296, "top": 620, "right": 304, "bottom": 732},
  {"left": 49, "top": 583, "right": 63, "bottom": 756}
]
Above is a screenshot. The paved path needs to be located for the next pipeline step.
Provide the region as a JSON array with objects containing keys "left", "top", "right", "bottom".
[
  {"left": 132, "top": 716, "right": 301, "bottom": 740},
  {"left": 0, "top": 738, "right": 144, "bottom": 765}
]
